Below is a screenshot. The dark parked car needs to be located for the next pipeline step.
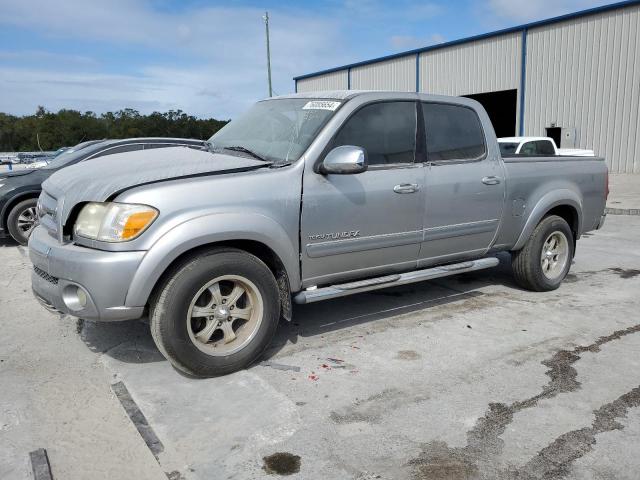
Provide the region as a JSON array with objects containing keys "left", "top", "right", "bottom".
[
  {"left": 42, "top": 141, "right": 105, "bottom": 162},
  {"left": 0, "top": 137, "right": 205, "bottom": 244}
]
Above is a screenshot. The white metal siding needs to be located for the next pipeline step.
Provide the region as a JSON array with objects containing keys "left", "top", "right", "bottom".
[
  {"left": 419, "top": 32, "right": 522, "bottom": 96},
  {"left": 296, "top": 4, "right": 639, "bottom": 172},
  {"left": 350, "top": 56, "right": 416, "bottom": 91},
  {"left": 296, "top": 70, "right": 348, "bottom": 92},
  {"left": 525, "top": 5, "right": 640, "bottom": 173}
]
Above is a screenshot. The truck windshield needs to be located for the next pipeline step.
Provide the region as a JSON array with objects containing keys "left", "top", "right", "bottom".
[
  {"left": 208, "top": 98, "right": 341, "bottom": 164},
  {"left": 499, "top": 142, "right": 519, "bottom": 156}
]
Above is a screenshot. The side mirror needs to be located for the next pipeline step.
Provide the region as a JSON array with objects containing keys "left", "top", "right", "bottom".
[{"left": 321, "top": 145, "right": 368, "bottom": 174}]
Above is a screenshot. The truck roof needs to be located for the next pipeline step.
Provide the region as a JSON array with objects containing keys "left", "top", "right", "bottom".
[
  {"left": 274, "top": 90, "right": 365, "bottom": 100},
  {"left": 498, "top": 137, "right": 553, "bottom": 143},
  {"left": 273, "top": 90, "right": 485, "bottom": 106}
]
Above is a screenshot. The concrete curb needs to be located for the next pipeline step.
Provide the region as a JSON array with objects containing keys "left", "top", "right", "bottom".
[{"left": 605, "top": 207, "right": 640, "bottom": 216}]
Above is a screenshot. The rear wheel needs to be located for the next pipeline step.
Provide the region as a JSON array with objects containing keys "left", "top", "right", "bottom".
[
  {"left": 150, "top": 248, "right": 280, "bottom": 377},
  {"left": 511, "top": 215, "right": 574, "bottom": 291},
  {"left": 7, "top": 198, "right": 39, "bottom": 245}
]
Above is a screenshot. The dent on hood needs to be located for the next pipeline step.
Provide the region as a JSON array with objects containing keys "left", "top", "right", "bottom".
[{"left": 42, "top": 147, "right": 266, "bottom": 225}]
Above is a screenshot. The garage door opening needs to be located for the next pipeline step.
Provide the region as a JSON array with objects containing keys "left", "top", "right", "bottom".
[
  {"left": 463, "top": 89, "right": 517, "bottom": 138},
  {"left": 546, "top": 127, "right": 562, "bottom": 147}
]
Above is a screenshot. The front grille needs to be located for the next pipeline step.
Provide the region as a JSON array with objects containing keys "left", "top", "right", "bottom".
[
  {"left": 33, "top": 266, "right": 59, "bottom": 285},
  {"left": 38, "top": 190, "right": 60, "bottom": 240}
]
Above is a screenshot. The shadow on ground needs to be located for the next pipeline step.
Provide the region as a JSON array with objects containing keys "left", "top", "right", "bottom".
[
  {"left": 80, "top": 253, "right": 519, "bottom": 367},
  {"left": 0, "top": 237, "right": 18, "bottom": 247}
]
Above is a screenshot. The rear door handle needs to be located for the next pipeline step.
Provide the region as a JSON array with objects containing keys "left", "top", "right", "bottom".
[
  {"left": 393, "top": 183, "right": 419, "bottom": 194},
  {"left": 482, "top": 176, "right": 501, "bottom": 185}
]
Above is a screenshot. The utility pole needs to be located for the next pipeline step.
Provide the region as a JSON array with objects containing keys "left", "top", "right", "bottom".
[{"left": 263, "top": 11, "right": 273, "bottom": 97}]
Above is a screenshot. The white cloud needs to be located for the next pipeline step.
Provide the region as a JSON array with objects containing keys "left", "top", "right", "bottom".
[
  {"left": 343, "top": 0, "right": 442, "bottom": 20},
  {"left": 390, "top": 33, "right": 445, "bottom": 50},
  {"left": 0, "top": 61, "right": 281, "bottom": 119},
  {"left": 484, "top": 0, "right": 611, "bottom": 22},
  {"left": 0, "top": 50, "right": 98, "bottom": 67},
  {"left": 0, "top": 0, "right": 350, "bottom": 117}
]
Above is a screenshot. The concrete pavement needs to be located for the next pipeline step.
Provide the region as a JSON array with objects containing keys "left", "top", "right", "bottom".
[
  {"left": 0, "top": 241, "right": 167, "bottom": 480},
  {"left": 607, "top": 173, "right": 640, "bottom": 213},
  {"left": 1, "top": 215, "right": 639, "bottom": 479}
]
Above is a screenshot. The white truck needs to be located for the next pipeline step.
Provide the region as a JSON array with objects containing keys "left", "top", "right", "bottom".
[{"left": 498, "top": 137, "right": 595, "bottom": 157}]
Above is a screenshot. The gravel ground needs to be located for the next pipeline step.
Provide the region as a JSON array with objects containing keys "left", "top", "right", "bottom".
[{"left": 1, "top": 215, "right": 639, "bottom": 479}]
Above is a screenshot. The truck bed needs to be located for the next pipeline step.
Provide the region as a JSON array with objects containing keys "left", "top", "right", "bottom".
[{"left": 493, "top": 155, "right": 608, "bottom": 250}]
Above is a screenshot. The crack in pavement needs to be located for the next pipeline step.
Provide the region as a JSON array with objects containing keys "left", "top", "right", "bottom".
[
  {"left": 517, "top": 386, "right": 640, "bottom": 479},
  {"left": 409, "top": 324, "right": 640, "bottom": 479},
  {"left": 565, "top": 267, "right": 640, "bottom": 284}
]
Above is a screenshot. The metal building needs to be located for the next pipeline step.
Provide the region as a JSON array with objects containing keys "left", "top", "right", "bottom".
[{"left": 294, "top": 0, "right": 640, "bottom": 173}]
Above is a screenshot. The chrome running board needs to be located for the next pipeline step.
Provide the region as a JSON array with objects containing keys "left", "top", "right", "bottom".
[{"left": 293, "top": 257, "right": 499, "bottom": 304}]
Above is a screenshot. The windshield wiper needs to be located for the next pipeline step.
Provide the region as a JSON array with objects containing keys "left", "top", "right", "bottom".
[
  {"left": 223, "top": 146, "right": 269, "bottom": 162},
  {"left": 203, "top": 140, "right": 215, "bottom": 153}
]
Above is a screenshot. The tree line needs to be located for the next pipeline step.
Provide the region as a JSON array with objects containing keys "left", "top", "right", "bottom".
[{"left": 0, "top": 107, "right": 229, "bottom": 152}]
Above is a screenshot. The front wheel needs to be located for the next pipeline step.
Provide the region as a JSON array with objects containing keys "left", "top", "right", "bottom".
[
  {"left": 150, "top": 248, "right": 281, "bottom": 377},
  {"left": 7, "top": 198, "right": 39, "bottom": 245},
  {"left": 511, "top": 215, "right": 574, "bottom": 291}
]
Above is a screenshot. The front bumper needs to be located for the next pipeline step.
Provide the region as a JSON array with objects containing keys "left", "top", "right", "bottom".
[
  {"left": 29, "top": 226, "right": 146, "bottom": 321},
  {"left": 596, "top": 212, "right": 606, "bottom": 230}
]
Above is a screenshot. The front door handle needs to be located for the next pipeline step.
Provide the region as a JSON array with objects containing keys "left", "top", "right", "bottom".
[
  {"left": 482, "top": 176, "right": 501, "bottom": 185},
  {"left": 393, "top": 183, "right": 419, "bottom": 194}
]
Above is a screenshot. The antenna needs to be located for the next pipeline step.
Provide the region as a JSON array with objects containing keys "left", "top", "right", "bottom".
[{"left": 262, "top": 11, "right": 273, "bottom": 97}]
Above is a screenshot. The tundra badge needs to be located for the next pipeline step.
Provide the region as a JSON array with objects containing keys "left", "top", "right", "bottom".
[{"left": 308, "top": 231, "right": 360, "bottom": 241}]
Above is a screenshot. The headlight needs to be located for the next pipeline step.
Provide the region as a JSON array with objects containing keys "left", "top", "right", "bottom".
[{"left": 74, "top": 202, "right": 158, "bottom": 242}]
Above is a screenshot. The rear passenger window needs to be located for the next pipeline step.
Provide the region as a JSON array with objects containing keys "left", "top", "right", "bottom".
[
  {"left": 520, "top": 142, "right": 537, "bottom": 155},
  {"left": 535, "top": 140, "right": 555, "bottom": 155},
  {"left": 144, "top": 143, "right": 171, "bottom": 150},
  {"left": 90, "top": 144, "right": 143, "bottom": 159},
  {"left": 422, "top": 103, "right": 486, "bottom": 161},
  {"left": 332, "top": 102, "right": 416, "bottom": 166}
]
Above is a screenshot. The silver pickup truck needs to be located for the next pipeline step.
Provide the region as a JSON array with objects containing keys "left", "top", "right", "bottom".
[{"left": 29, "top": 91, "right": 608, "bottom": 377}]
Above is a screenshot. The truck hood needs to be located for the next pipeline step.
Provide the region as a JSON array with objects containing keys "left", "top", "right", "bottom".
[{"left": 42, "top": 146, "right": 267, "bottom": 224}]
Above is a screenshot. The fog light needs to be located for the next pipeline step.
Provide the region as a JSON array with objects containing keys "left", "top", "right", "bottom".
[
  {"left": 62, "top": 285, "right": 89, "bottom": 311},
  {"left": 76, "top": 287, "right": 87, "bottom": 308}
]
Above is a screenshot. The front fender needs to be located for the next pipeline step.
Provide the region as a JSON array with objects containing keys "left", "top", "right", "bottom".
[
  {"left": 512, "top": 189, "right": 583, "bottom": 251},
  {"left": 124, "top": 212, "right": 299, "bottom": 307},
  {"left": 1, "top": 189, "right": 42, "bottom": 229}
]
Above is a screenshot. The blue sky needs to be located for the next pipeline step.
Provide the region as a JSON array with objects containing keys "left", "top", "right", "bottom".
[{"left": 0, "top": 0, "right": 614, "bottom": 119}]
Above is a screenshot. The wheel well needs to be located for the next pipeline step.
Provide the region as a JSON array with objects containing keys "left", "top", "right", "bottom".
[
  {"left": 545, "top": 205, "right": 579, "bottom": 240},
  {"left": 150, "top": 240, "right": 293, "bottom": 321},
  {"left": 2, "top": 193, "right": 39, "bottom": 229}
]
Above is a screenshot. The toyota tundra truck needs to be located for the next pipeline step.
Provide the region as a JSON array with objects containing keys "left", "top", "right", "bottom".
[{"left": 29, "top": 91, "right": 608, "bottom": 377}]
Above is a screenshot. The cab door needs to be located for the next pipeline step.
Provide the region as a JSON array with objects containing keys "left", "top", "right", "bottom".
[
  {"left": 300, "top": 101, "right": 425, "bottom": 287},
  {"left": 418, "top": 102, "right": 506, "bottom": 267}
]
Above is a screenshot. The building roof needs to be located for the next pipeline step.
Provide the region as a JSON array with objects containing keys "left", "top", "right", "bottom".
[{"left": 293, "top": 0, "right": 640, "bottom": 81}]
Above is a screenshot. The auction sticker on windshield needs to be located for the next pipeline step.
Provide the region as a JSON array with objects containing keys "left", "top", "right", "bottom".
[{"left": 302, "top": 100, "right": 341, "bottom": 111}]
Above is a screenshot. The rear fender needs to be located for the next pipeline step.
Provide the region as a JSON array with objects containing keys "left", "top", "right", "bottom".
[{"left": 512, "top": 189, "right": 582, "bottom": 251}]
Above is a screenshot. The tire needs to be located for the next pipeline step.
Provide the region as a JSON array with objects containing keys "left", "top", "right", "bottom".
[
  {"left": 511, "top": 215, "right": 574, "bottom": 292},
  {"left": 150, "top": 248, "right": 281, "bottom": 377},
  {"left": 7, "top": 198, "right": 39, "bottom": 246}
]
